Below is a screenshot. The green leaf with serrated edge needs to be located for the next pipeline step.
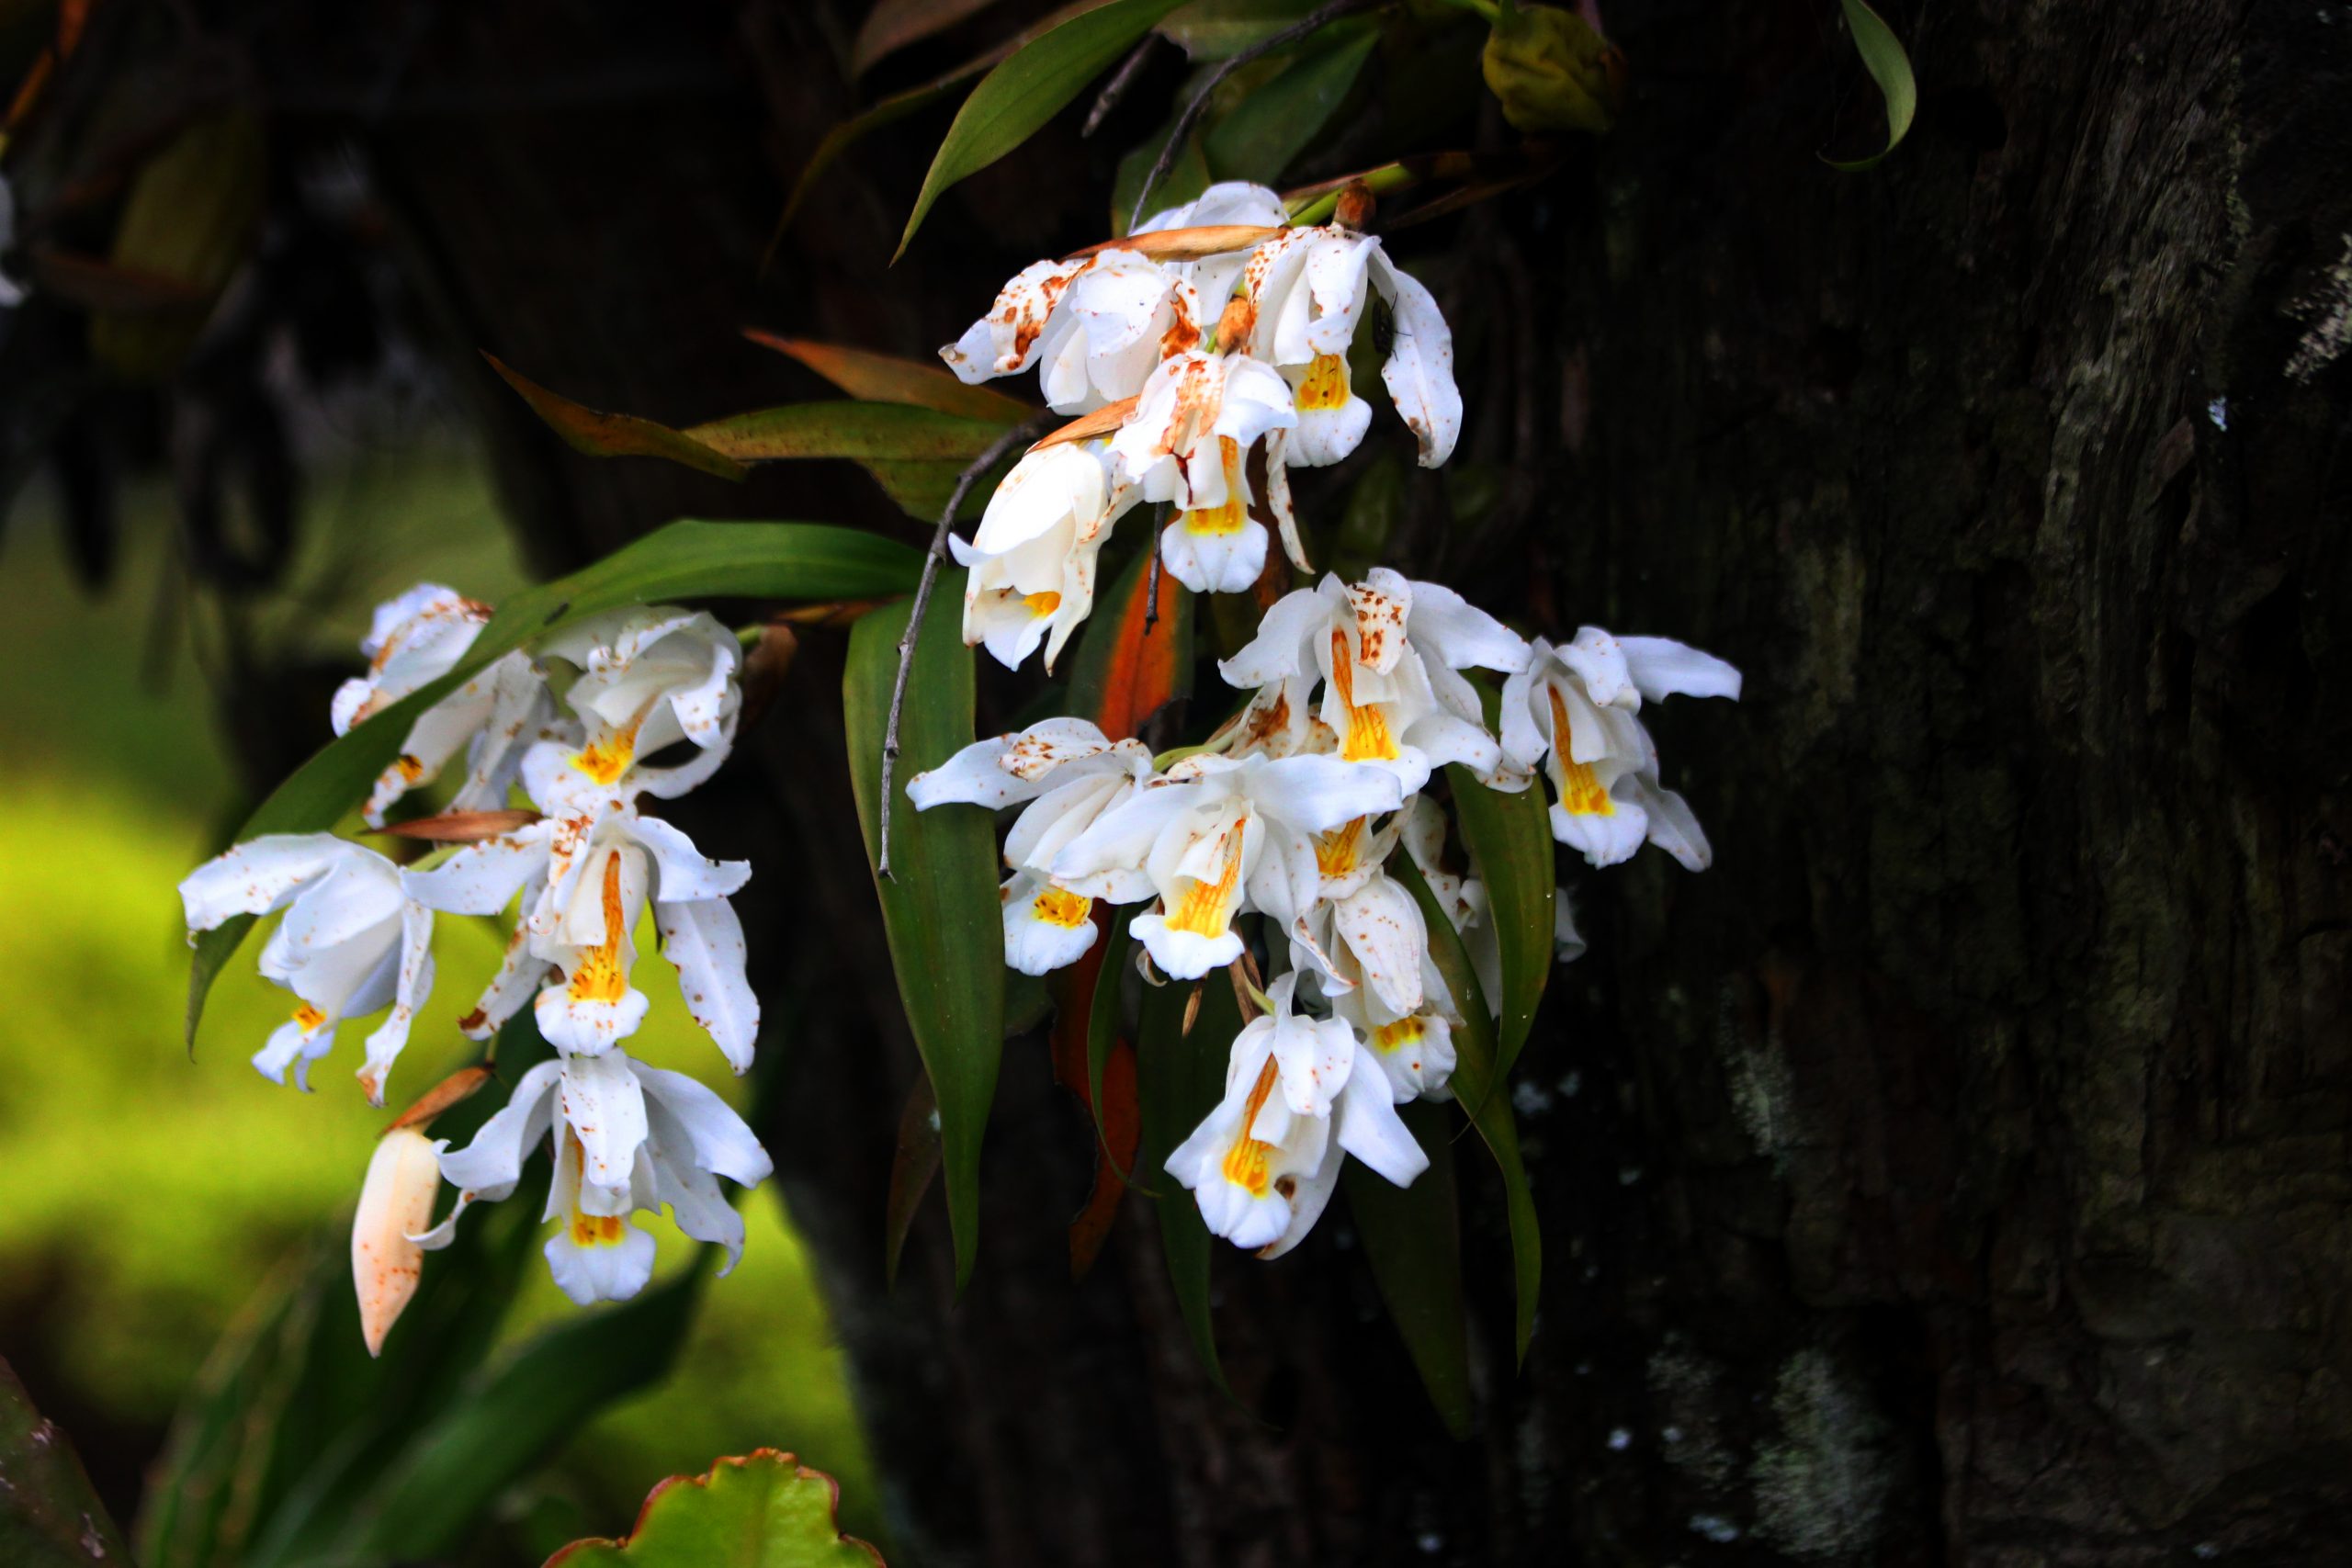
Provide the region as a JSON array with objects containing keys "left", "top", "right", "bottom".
[
  {"left": 1202, "top": 20, "right": 1378, "bottom": 183},
  {"left": 1389, "top": 849, "right": 1542, "bottom": 1363},
  {"left": 844, "top": 583, "right": 1006, "bottom": 1292},
  {"left": 688, "top": 402, "right": 1007, "bottom": 463},
  {"left": 1086, "top": 908, "right": 1137, "bottom": 1179},
  {"left": 899, "top": 0, "right": 1193, "bottom": 259},
  {"left": 1826, "top": 0, "right": 1916, "bottom": 170},
  {"left": 1342, "top": 1100, "right": 1472, "bottom": 1438},
  {"left": 1446, "top": 761, "right": 1555, "bottom": 1078},
  {"left": 541, "top": 1450, "right": 882, "bottom": 1567},
  {"left": 339, "top": 1267, "right": 703, "bottom": 1560},
  {"left": 1159, "top": 0, "right": 1324, "bottom": 60},
  {"left": 185, "top": 521, "right": 924, "bottom": 1048},
  {"left": 1137, "top": 974, "right": 1238, "bottom": 1393},
  {"left": 0, "top": 1359, "right": 130, "bottom": 1568}
]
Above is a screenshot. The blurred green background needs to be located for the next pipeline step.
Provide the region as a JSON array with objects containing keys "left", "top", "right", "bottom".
[{"left": 0, "top": 440, "right": 875, "bottom": 1555}]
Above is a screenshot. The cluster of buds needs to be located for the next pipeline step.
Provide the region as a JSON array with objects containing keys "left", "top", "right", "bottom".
[
  {"left": 917, "top": 182, "right": 1744, "bottom": 1256},
  {"left": 179, "top": 587, "right": 773, "bottom": 1338}
]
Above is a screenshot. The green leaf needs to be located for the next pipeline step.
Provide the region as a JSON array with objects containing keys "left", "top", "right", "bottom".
[
  {"left": 1826, "top": 0, "right": 1916, "bottom": 170},
  {"left": 899, "top": 0, "right": 1193, "bottom": 259},
  {"left": 742, "top": 333, "right": 1035, "bottom": 423},
  {"left": 0, "top": 1359, "right": 131, "bottom": 1568},
  {"left": 1389, "top": 849, "right": 1542, "bottom": 1364},
  {"left": 854, "top": 0, "right": 1012, "bottom": 76},
  {"left": 486, "top": 355, "right": 751, "bottom": 481},
  {"left": 1342, "top": 1101, "right": 1472, "bottom": 1438},
  {"left": 1136, "top": 973, "right": 1236, "bottom": 1393},
  {"left": 843, "top": 583, "right": 1007, "bottom": 1291},
  {"left": 1445, "top": 761, "right": 1555, "bottom": 1078},
  {"left": 1086, "top": 907, "right": 1135, "bottom": 1174},
  {"left": 1202, "top": 20, "right": 1379, "bottom": 183},
  {"left": 1158, "top": 0, "right": 1324, "bottom": 60},
  {"left": 541, "top": 1450, "right": 882, "bottom": 1567},
  {"left": 186, "top": 522, "right": 924, "bottom": 1049},
  {"left": 687, "top": 402, "right": 1008, "bottom": 463},
  {"left": 340, "top": 1268, "right": 703, "bottom": 1560}
]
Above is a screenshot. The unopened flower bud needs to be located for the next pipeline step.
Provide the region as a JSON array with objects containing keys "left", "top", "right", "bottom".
[
  {"left": 352, "top": 1126, "right": 441, "bottom": 1357},
  {"left": 1481, "top": 6, "right": 1627, "bottom": 135}
]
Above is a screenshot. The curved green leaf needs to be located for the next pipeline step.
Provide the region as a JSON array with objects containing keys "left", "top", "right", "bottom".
[
  {"left": 544, "top": 1450, "right": 882, "bottom": 1567},
  {"left": 855, "top": 0, "right": 1012, "bottom": 76},
  {"left": 689, "top": 402, "right": 1007, "bottom": 463},
  {"left": 343, "top": 1267, "right": 703, "bottom": 1559},
  {"left": 899, "top": 0, "right": 1192, "bottom": 259},
  {"left": 1826, "top": 0, "right": 1916, "bottom": 170},
  {"left": 1446, "top": 761, "right": 1555, "bottom": 1078},
  {"left": 186, "top": 522, "right": 925, "bottom": 1048},
  {"left": 843, "top": 582, "right": 1006, "bottom": 1291},
  {"left": 1159, "top": 0, "right": 1324, "bottom": 60},
  {"left": 1390, "top": 849, "right": 1542, "bottom": 1364},
  {"left": 1343, "top": 1101, "right": 1472, "bottom": 1438},
  {"left": 1202, "top": 19, "right": 1378, "bottom": 183},
  {"left": 742, "top": 333, "right": 1035, "bottom": 423},
  {"left": 0, "top": 1359, "right": 130, "bottom": 1568},
  {"left": 486, "top": 355, "right": 750, "bottom": 480},
  {"left": 1136, "top": 973, "right": 1235, "bottom": 1393}
]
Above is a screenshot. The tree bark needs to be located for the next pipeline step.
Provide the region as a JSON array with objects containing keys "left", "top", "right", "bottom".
[{"left": 312, "top": 0, "right": 2352, "bottom": 1562}]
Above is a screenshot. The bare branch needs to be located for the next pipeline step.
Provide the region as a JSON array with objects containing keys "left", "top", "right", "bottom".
[
  {"left": 1085, "top": 32, "right": 1159, "bottom": 138},
  {"left": 1125, "top": 0, "right": 1385, "bottom": 235},
  {"left": 877, "top": 412, "right": 1051, "bottom": 879}
]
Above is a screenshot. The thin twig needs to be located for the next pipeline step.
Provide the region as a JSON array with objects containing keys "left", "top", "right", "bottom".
[
  {"left": 1126, "top": 0, "right": 1385, "bottom": 234},
  {"left": 1143, "top": 503, "right": 1170, "bottom": 631},
  {"left": 1085, "top": 33, "right": 1159, "bottom": 138},
  {"left": 878, "top": 412, "right": 1049, "bottom": 879}
]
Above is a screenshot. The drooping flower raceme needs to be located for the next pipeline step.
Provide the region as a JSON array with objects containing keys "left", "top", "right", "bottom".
[
  {"left": 1221, "top": 568, "right": 1529, "bottom": 793},
  {"left": 404, "top": 742, "right": 757, "bottom": 1067},
  {"left": 907, "top": 718, "right": 1156, "bottom": 976},
  {"left": 179, "top": 834, "right": 434, "bottom": 1101},
  {"left": 1165, "top": 973, "right": 1428, "bottom": 1256},
  {"left": 950, "top": 442, "right": 1136, "bottom": 672},
  {"left": 416, "top": 1050, "right": 772, "bottom": 1305},
  {"left": 333, "top": 584, "right": 559, "bottom": 828},
  {"left": 1108, "top": 347, "right": 1304, "bottom": 594},
  {"left": 1495, "top": 626, "right": 1741, "bottom": 869}
]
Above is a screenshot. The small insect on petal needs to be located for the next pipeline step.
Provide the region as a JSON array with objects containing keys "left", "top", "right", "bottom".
[{"left": 353, "top": 1126, "right": 442, "bottom": 1357}]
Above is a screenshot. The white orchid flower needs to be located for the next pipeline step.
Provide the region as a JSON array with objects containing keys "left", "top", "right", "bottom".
[
  {"left": 1220, "top": 569, "right": 1528, "bottom": 794},
  {"left": 333, "top": 584, "right": 560, "bottom": 828},
  {"left": 1496, "top": 626, "right": 1741, "bottom": 869},
  {"left": 1108, "top": 348, "right": 1304, "bottom": 594},
  {"left": 908, "top": 718, "right": 1158, "bottom": 975},
  {"left": 179, "top": 834, "right": 434, "bottom": 1101},
  {"left": 404, "top": 745, "right": 756, "bottom": 1067},
  {"left": 1135, "top": 179, "right": 1293, "bottom": 324},
  {"left": 1166, "top": 973, "right": 1428, "bottom": 1256},
  {"left": 948, "top": 442, "right": 1136, "bottom": 672},
  {"left": 534, "top": 608, "right": 741, "bottom": 799},
  {"left": 942, "top": 249, "right": 1207, "bottom": 414},
  {"left": 1051, "top": 751, "right": 1401, "bottom": 980},
  {"left": 1239, "top": 222, "right": 1462, "bottom": 468},
  {"left": 416, "top": 1050, "right": 773, "bottom": 1305}
]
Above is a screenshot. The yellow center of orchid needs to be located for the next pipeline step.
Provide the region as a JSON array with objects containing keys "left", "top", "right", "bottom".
[
  {"left": 1296, "top": 353, "right": 1351, "bottom": 412},
  {"left": 1314, "top": 818, "right": 1368, "bottom": 878},
  {"left": 292, "top": 1002, "right": 327, "bottom": 1032},
  {"left": 1547, "top": 688, "right": 1614, "bottom": 816},
  {"left": 1031, "top": 885, "right": 1091, "bottom": 929},
  {"left": 1164, "top": 819, "right": 1246, "bottom": 939},
  {"left": 572, "top": 726, "right": 639, "bottom": 786},
  {"left": 1219, "top": 1055, "right": 1283, "bottom": 1198},
  {"left": 1371, "top": 1018, "right": 1426, "bottom": 1053},
  {"left": 1179, "top": 437, "right": 1250, "bottom": 536},
  {"left": 563, "top": 1128, "right": 630, "bottom": 1247},
  {"left": 1023, "top": 591, "right": 1063, "bottom": 617},
  {"left": 395, "top": 753, "right": 425, "bottom": 783},
  {"left": 566, "top": 854, "right": 631, "bottom": 1004},
  {"left": 1329, "top": 631, "right": 1399, "bottom": 762}
]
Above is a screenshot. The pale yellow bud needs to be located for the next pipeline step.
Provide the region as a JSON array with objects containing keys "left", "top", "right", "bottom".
[{"left": 352, "top": 1126, "right": 440, "bottom": 1357}]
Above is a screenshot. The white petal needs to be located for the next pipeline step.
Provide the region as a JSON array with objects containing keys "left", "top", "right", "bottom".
[
  {"left": 1335, "top": 877, "right": 1428, "bottom": 1017},
  {"left": 356, "top": 901, "right": 435, "bottom": 1105},
  {"left": 656, "top": 896, "right": 760, "bottom": 1071},
  {"left": 1000, "top": 872, "right": 1100, "bottom": 976},
  {"left": 1242, "top": 754, "right": 1403, "bottom": 834},
  {"left": 180, "top": 834, "right": 346, "bottom": 931},
  {"left": 558, "top": 1052, "right": 651, "bottom": 1191},
  {"left": 1618, "top": 635, "right": 1744, "bottom": 703},
  {"left": 401, "top": 829, "right": 552, "bottom": 916},
  {"left": 1373, "top": 254, "right": 1462, "bottom": 467},
  {"left": 635, "top": 1061, "right": 774, "bottom": 1187},
  {"left": 544, "top": 1221, "right": 657, "bottom": 1305},
  {"left": 1131, "top": 909, "right": 1243, "bottom": 980},
  {"left": 1336, "top": 1046, "right": 1430, "bottom": 1186},
  {"left": 437, "top": 1060, "right": 561, "bottom": 1197},
  {"left": 1408, "top": 581, "right": 1528, "bottom": 673},
  {"left": 627, "top": 815, "right": 751, "bottom": 902},
  {"left": 1159, "top": 513, "right": 1266, "bottom": 595},
  {"left": 1629, "top": 775, "right": 1714, "bottom": 871},
  {"left": 1216, "top": 584, "right": 1328, "bottom": 688},
  {"left": 1256, "top": 1152, "right": 1340, "bottom": 1259}
]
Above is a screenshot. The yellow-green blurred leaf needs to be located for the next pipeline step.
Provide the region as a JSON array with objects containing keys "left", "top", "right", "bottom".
[
  {"left": 899, "top": 0, "right": 1192, "bottom": 258},
  {"left": 1343, "top": 1101, "right": 1472, "bottom": 1438},
  {"left": 91, "top": 108, "right": 265, "bottom": 380},
  {"left": 689, "top": 401, "right": 1007, "bottom": 463},
  {"left": 843, "top": 582, "right": 1006, "bottom": 1292},
  {"left": 539, "top": 1450, "right": 882, "bottom": 1567},
  {"left": 1479, "top": 5, "right": 1624, "bottom": 135},
  {"left": 1158, "top": 0, "right": 1323, "bottom": 60},
  {"left": 1825, "top": 0, "right": 1916, "bottom": 170}
]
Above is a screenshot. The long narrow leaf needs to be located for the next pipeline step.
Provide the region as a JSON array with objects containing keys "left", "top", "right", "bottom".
[
  {"left": 689, "top": 401, "right": 1008, "bottom": 462},
  {"left": 485, "top": 355, "right": 748, "bottom": 480},
  {"left": 843, "top": 584, "right": 1007, "bottom": 1291},
  {"left": 899, "top": 0, "right": 1192, "bottom": 259},
  {"left": 186, "top": 522, "right": 924, "bottom": 1047},
  {"left": 854, "top": 0, "right": 1012, "bottom": 76},
  {"left": 1446, "top": 761, "right": 1554, "bottom": 1077},
  {"left": 1343, "top": 1101, "right": 1472, "bottom": 1437},
  {"left": 0, "top": 1360, "right": 130, "bottom": 1568},
  {"left": 1201, "top": 18, "right": 1378, "bottom": 183},
  {"left": 1826, "top": 0, "right": 1916, "bottom": 170},
  {"left": 742, "top": 332, "right": 1035, "bottom": 423},
  {"left": 1137, "top": 974, "right": 1236, "bottom": 1393}
]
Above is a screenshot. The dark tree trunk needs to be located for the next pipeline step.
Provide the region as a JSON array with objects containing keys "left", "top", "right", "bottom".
[{"left": 299, "top": 0, "right": 2352, "bottom": 1562}]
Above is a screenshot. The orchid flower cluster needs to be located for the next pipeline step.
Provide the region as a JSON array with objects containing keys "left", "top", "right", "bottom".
[
  {"left": 916, "top": 182, "right": 1742, "bottom": 1256},
  {"left": 178, "top": 586, "right": 774, "bottom": 1314}
]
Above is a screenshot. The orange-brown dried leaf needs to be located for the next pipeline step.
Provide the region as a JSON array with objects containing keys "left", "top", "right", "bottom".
[
  {"left": 741, "top": 331, "right": 1035, "bottom": 423},
  {"left": 483, "top": 354, "right": 750, "bottom": 482},
  {"left": 1031, "top": 395, "right": 1137, "bottom": 452},
  {"left": 1064, "top": 222, "right": 1284, "bottom": 264},
  {"left": 373, "top": 808, "right": 542, "bottom": 843},
  {"left": 387, "top": 1065, "right": 493, "bottom": 1133}
]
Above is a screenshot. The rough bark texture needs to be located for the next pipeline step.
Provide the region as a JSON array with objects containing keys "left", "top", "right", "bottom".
[{"left": 249, "top": 0, "right": 2352, "bottom": 1562}]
